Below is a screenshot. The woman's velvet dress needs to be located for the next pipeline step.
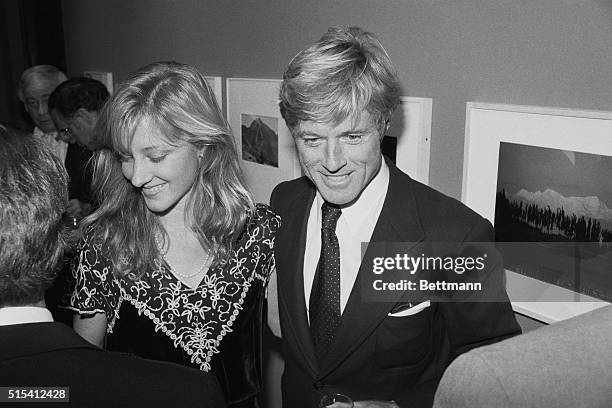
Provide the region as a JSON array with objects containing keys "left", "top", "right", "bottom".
[{"left": 66, "top": 205, "right": 280, "bottom": 408}]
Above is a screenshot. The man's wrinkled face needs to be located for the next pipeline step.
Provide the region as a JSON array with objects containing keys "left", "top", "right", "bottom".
[
  {"left": 22, "top": 78, "right": 60, "bottom": 133},
  {"left": 293, "top": 111, "right": 383, "bottom": 206}
]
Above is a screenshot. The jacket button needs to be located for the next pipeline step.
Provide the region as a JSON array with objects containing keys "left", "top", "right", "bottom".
[{"left": 313, "top": 381, "right": 324, "bottom": 390}]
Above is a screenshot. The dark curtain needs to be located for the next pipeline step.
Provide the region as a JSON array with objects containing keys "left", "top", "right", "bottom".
[{"left": 0, "top": 0, "right": 66, "bottom": 131}]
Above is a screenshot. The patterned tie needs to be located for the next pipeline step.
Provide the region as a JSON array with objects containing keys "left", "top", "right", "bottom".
[{"left": 309, "top": 201, "right": 342, "bottom": 360}]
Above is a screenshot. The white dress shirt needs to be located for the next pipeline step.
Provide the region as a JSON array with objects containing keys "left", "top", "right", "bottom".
[
  {"left": 304, "top": 160, "right": 390, "bottom": 317},
  {"left": 0, "top": 306, "right": 54, "bottom": 326},
  {"left": 32, "top": 126, "right": 68, "bottom": 164}
]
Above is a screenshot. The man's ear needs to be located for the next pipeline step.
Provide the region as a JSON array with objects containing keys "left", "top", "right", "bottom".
[{"left": 74, "top": 108, "right": 96, "bottom": 128}]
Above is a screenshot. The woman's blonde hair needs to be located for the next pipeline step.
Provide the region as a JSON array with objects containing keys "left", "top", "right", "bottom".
[{"left": 83, "top": 61, "right": 254, "bottom": 278}]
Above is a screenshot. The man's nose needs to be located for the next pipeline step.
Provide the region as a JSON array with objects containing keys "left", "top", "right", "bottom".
[
  {"left": 38, "top": 102, "right": 48, "bottom": 115},
  {"left": 129, "top": 158, "right": 153, "bottom": 187},
  {"left": 322, "top": 139, "right": 346, "bottom": 173}
]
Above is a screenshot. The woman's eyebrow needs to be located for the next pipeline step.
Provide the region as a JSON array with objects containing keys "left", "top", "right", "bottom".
[{"left": 140, "top": 145, "right": 172, "bottom": 154}]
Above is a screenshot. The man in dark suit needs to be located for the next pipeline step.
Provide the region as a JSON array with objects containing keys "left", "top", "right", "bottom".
[
  {"left": 0, "top": 127, "right": 225, "bottom": 408},
  {"left": 42, "top": 77, "right": 108, "bottom": 325},
  {"left": 49, "top": 76, "right": 109, "bottom": 217},
  {"left": 269, "top": 26, "right": 521, "bottom": 408}
]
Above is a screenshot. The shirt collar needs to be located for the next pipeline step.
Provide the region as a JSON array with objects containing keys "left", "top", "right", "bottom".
[
  {"left": 32, "top": 126, "right": 59, "bottom": 140},
  {"left": 0, "top": 306, "right": 54, "bottom": 326}
]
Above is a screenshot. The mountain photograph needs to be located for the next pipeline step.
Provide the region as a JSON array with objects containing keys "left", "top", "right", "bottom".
[
  {"left": 495, "top": 142, "right": 612, "bottom": 301},
  {"left": 241, "top": 114, "right": 279, "bottom": 168}
]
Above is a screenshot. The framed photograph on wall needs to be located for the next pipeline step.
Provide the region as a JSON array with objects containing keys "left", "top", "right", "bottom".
[
  {"left": 385, "top": 97, "right": 432, "bottom": 185},
  {"left": 226, "top": 78, "right": 302, "bottom": 204},
  {"left": 462, "top": 102, "right": 612, "bottom": 323},
  {"left": 204, "top": 76, "right": 223, "bottom": 111},
  {"left": 83, "top": 71, "right": 113, "bottom": 93}
]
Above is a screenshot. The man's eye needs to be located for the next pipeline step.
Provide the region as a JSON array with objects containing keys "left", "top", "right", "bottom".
[
  {"left": 302, "top": 137, "right": 321, "bottom": 146},
  {"left": 343, "top": 134, "right": 363, "bottom": 144}
]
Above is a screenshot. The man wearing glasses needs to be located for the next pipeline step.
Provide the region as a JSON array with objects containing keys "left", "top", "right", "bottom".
[{"left": 49, "top": 76, "right": 108, "bottom": 152}]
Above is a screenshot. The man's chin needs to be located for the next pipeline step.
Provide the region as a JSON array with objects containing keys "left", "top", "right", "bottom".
[
  {"left": 38, "top": 124, "right": 57, "bottom": 134},
  {"left": 318, "top": 189, "right": 359, "bottom": 207}
]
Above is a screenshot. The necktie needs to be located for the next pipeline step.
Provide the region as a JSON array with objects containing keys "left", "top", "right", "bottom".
[{"left": 309, "top": 202, "right": 342, "bottom": 360}]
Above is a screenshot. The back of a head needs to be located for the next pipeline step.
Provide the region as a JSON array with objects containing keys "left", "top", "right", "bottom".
[
  {"left": 0, "top": 128, "right": 68, "bottom": 307},
  {"left": 49, "top": 76, "right": 110, "bottom": 118},
  {"left": 279, "top": 26, "right": 401, "bottom": 132}
]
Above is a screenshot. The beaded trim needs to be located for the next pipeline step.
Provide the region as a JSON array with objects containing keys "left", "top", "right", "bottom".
[{"left": 116, "top": 266, "right": 258, "bottom": 372}]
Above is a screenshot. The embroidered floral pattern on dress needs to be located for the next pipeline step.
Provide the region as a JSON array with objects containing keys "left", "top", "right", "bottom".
[{"left": 66, "top": 204, "right": 280, "bottom": 371}]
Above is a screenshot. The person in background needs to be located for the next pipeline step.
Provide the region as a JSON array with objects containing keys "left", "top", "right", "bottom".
[
  {"left": 269, "top": 26, "right": 521, "bottom": 408},
  {"left": 45, "top": 77, "right": 107, "bottom": 326},
  {"left": 64, "top": 61, "right": 279, "bottom": 408},
  {"left": 49, "top": 76, "right": 109, "bottom": 219},
  {"left": 0, "top": 126, "right": 225, "bottom": 408},
  {"left": 49, "top": 76, "right": 107, "bottom": 152},
  {"left": 17, "top": 65, "right": 69, "bottom": 159}
]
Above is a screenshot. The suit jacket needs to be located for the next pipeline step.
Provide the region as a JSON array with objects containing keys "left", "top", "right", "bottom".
[
  {"left": 0, "top": 322, "right": 225, "bottom": 408},
  {"left": 433, "top": 305, "right": 612, "bottom": 408},
  {"left": 270, "top": 160, "right": 521, "bottom": 408},
  {"left": 64, "top": 143, "right": 94, "bottom": 205}
]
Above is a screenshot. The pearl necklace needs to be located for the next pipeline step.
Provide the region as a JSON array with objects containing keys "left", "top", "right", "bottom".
[{"left": 154, "top": 235, "right": 212, "bottom": 279}]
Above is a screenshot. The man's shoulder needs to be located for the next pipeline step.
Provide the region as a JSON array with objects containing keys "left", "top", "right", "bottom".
[
  {"left": 75, "top": 351, "right": 224, "bottom": 406},
  {"left": 272, "top": 176, "right": 311, "bottom": 197},
  {"left": 270, "top": 176, "right": 312, "bottom": 211},
  {"left": 0, "top": 326, "right": 224, "bottom": 407},
  {"left": 391, "top": 168, "right": 486, "bottom": 229}
]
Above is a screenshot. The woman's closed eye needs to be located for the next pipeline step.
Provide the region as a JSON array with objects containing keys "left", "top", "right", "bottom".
[
  {"left": 149, "top": 154, "right": 168, "bottom": 163},
  {"left": 115, "top": 152, "right": 133, "bottom": 163}
]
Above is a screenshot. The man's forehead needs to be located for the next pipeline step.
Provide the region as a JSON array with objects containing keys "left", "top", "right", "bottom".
[
  {"left": 296, "top": 111, "right": 378, "bottom": 135},
  {"left": 23, "top": 78, "right": 61, "bottom": 98}
]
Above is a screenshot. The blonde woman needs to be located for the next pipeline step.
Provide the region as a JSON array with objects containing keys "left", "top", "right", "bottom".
[{"left": 65, "top": 61, "right": 279, "bottom": 408}]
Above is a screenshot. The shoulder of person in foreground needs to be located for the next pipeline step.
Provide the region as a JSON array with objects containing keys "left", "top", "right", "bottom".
[
  {"left": 101, "top": 351, "right": 227, "bottom": 407},
  {"left": 433, "top": 305, "right": 612, "bottom": 408}
]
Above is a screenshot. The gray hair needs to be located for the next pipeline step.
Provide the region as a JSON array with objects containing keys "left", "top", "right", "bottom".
[
  {"left": 17, "top": 65, "right": 67, "bottom": 101},
  {"left": 0, "top": 127, "right": 68, "bottom": 306}
]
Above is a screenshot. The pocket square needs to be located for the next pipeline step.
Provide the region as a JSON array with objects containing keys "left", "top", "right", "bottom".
[{"left": 387, "top": 300, "right": 431, "bottom": 317}]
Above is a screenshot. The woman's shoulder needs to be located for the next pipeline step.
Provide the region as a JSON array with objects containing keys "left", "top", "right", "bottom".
[
  {"left": 76, "top": 226, "right": 111, "bottom": 267},
  {"left": 247, "top": 203, "right": 281, "bottom": 230},
  {"left": 237, "top": 204, "right": 280, "bottom": 244}
]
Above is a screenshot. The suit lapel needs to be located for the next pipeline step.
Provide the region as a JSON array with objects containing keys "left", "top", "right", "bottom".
[
  {"left": 319, "top": 162, "right": 427, "bottom": 375},
  {"left": 276, "top": 182, "right": 318, "bottom": 375}
]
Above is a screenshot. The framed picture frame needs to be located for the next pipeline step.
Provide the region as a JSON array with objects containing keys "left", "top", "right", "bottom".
[
  {"left": 83, "top": 71, "right": 113, "bottom": 93},
  {"left": 462, "top": 102, "right": 612, "bottom": 323},
  {"left": 204, "top": 76, "right": 223, "bottom": 111},
  {"left": 386, "top": 97, "right": 432, "bottom": 185},
  {"left": 226, "top": 77, "right": 302, "bottom": 204}
]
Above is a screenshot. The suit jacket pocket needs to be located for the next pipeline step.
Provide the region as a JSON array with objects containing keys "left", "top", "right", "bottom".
[{"left": 375, "top": 306, "right": 433, "bottom": 371}]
